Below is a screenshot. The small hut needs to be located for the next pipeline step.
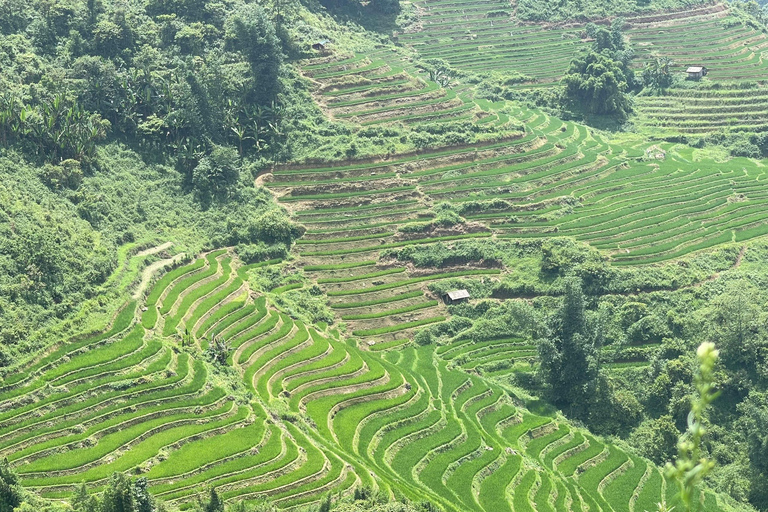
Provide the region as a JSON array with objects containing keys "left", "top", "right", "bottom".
[
  {"left": 312, "top": 40, "right": 330, "bottom": 52},
  {"left": 443, "top": 289, "right": 470, "bottom": 305},
  {"left": 686, "top": 66, "right": 708, "bottom": 79}
]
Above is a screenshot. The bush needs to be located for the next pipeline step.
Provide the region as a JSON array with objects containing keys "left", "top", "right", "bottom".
[
  {"left": 235, "top": 242, "right": 288, "bottom": 264},
  {"left": 586, "top": 376, "right": 643, "bottom": 435},
  {"left": 628, "top": 415, "right": 679, "bottom": 465},
  {"left": 414, "top": 329, "right": 434, "bottom": 346},
  {"left": 0, "top": 459, "right": 22, "bottom": 512},
  {"left": 224, "top": 207, "right": 305, "bottom": 247},
  {"left": 626, "top": 314, "right": 669, "bottom": 344}
]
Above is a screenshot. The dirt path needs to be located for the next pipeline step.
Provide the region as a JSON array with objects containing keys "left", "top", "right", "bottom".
[
  {"left": 694, "top": 245, "right": 747, "bottom": 288},
  {"left": 133, "top": 244, "right": 186, "bottom": 300},
  {"left": 136, "top": 241, "right": 174, "bottom": 257}
]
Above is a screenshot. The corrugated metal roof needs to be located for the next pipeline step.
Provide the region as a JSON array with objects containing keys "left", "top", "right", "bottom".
[
  {"left": 445, "top": 289, "right": 470, "bottom": 300},
  {"left": 687, "top": 66, "right": 704, "bottom": 73}
]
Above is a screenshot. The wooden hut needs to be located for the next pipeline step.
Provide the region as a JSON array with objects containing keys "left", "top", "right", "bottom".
[
  {"left": 443, "top": 289, "right": 470, "bottom": 305},
  {"left": 686, "top": 66, "right": 708, "bottom": 79},
  {"left": 312, "top": 40, "right": 330, "bottom": 52}
]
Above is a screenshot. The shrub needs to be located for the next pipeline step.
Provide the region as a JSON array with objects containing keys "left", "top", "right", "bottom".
[
  {"left": 587, "top": 376, "right": 643, "bottom": 435},
  {"left": 224, "top": 207, "right": 305, "bottom": 247},
  {"left": 628, "top": 416, "right": 679, "bottom": 465},
  {"left": 0, "top": 458, "right": 22, "bottom": 512},
  {"left": 235, "top": 242, "right": 288, "bottom": 263},
  {"left": 193, "top": 146, "right": 242, "bottom": 205},
  {"left": 414, "top": 329, "right": 434, "bottom": 346},
  {"left": 626, "top": 315, "right": 669, "bottom": 345}
]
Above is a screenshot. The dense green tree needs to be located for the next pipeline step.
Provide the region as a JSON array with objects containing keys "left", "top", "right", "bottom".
[
  {"left": 101, "top": 473, "right": 134, "bottom": 512},
  {"left": 202, "top": 488, "right": 224, "bottom": 512},
  {"left": 0, "top": 458, "right": 22, "bottom": 512},
  {"left": 587, "top": 376, "right": 642, "bottom": 434},
  {"left": 537, "top": 276, "right": 600, "bottom": 415},
  {"left": 224, "top": 4, "right": 281, "bottom": 105},
  {"left": 737, "top": 392, "right": 768, "bottom": 475},
  {"left": 73, "top": 483, "right": 98, "bottom": 512},
  {"left": 319, "top": 494, "right": 332, "bottom": 512},
  {"left": 369, "top": 0, "right": 401, "bottom": 15},
  {"left": 629, "top": 415, "right": 680, "bottom": 464},
  {"left": 562, "top": 49, "right": 632, "bottom": 119},
  {"left": 205, "top": 336, "right": 230, "bottom": 365},
  {"left": 709, "top": 281, "right": 766, "bottom": 378},
  {"left": 192, "top": 145, "right": 241, "bottom": 205},
  {"left": 133, "top": 478, "right": 153, "bottom": 512}
]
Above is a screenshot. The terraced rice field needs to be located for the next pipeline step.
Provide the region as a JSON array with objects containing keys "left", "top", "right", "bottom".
[
  {"left": 303, "top": 50, "right": 488, "bottom": 125},
  {"left": 626, "top": 3, "right": 768, "bottom": 133},
  {"left": 398, "top": 0, "right": 589, "bottom": 84},
  {"left": 0, "top": 246, "right": 728, "bottom": 510},
  {"left": 270, "top": 105, "right": 768, "bottom": 269},
  {"left": 627, "top": 3, "right": 768, "bottom": 82},
  {"left": 3, "top": 4, "right": 763, "bottom": 509},
  {"left": 634, "top": 83, "right": 768, "bottom": 134}
]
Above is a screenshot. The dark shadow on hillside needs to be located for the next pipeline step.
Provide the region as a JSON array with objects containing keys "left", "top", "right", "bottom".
[
  {"left": 304, "top": 0, "right": 400, "bottom": 34},
  {"left": 579, "top": 112, "right": 627, "bottom": 132},
  {"left": 525, "top": 397, "right": 558, "bottom": 418}
]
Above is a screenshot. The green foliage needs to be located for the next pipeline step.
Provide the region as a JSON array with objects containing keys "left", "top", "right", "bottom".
[
  {"left": 369, "top": 0, "right": 401, "bottom": 15},
  {"left": 630, "top": 416, "right": 682, "bottom": 465},
  {"left": 224, "top": 3, "right": 282, "bottom": 105},
  {"left": 192, "top": 146, "right": 242, "bottom": 205},
  {"left": 382, "top": 240, "right": 503, "bottom": 268},
  {"left": 0, "top": 156, "right": 113, "bottom": 348},
  {"left": 397, "top": 203, "right": 465, "bottom": 234},
  {"left": 202, "top": 488, "right": 224, "bottom": 512},
  {"left": 222, "top": 207, "right": 305, "bottom": 248},
  {"left": 642, "top": 57, "right": 675, "bottom": 93},
  {"left": 537, "top": 276, "right": 600, "bottom": 416},
  {"left": 272, "top": 288, "right": 335, "bottom": 325},
  {"left": 0, "top": 459, "right": 22, "bottom": 512},
  {"left": 563, "top": 49, "right": 632, "bottom": 119},
  {"left": 205, "top": 336, "right": 230, "bottom": 365},
  {"left": 587, "top": 376, "right": 643, "bottom": 435},
  {"left": 707, "top": 281, "right": 766, "bottom": 377},
  {"left": 665, "top": 342, "right": 721, "bottom": 512},
  {"left": 101, "top": 473, "right": 135, "bottom": 512},
  {"left": 235, "top": 242, "right": 288, "bottom": 264},
  {"left": 0, "top": 0, "right": 287, "bottom": 169},
  {"left": 419, "top": 59, "right": 457, "bottom": 88},
  {"left": 515, "top": 0, "right": 707, "bottom": 21}
]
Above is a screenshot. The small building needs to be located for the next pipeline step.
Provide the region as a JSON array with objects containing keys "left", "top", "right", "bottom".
[
  {"left": 443, "top": 289, "right": 470, "bottom": 305},
  {"left": 686, "top": 66, "right": 708, "bottom": 80},
  {"left": 312, "top": 40, "right": 330, "bottom": 52}
]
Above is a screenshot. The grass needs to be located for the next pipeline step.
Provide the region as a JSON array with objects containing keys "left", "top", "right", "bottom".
[
  {"left": 331, "top": 290, "right": 424, "bottom": 309},
  {"left": 163, "top": 257, "right": 233, "bottom": 336},
  {"left": 3, "top": 283, "right": 710, "bottom": 511},
  {"left": 303, "top": 261, "right": 377, "bottom": 271},
  {"left": 317, "top": 268, "right": 406, "bottom": 284},
  {"left": 341, "top": 300, "right": 439, "bottom": 320},
  {"left": 352, "top": 316, "right": 446, "bottom": 336},
  {"left": 158, "top": 251, "right": 224, "bottom": 316},
  {"left": 194, "top": 292, "right": 247, "bottom": 340},
  {"left": 3, "top": 299, "right": 137, "bottom": 389},
  {"left": 301, "top": 233, "right": 493, "bottom": 256}
]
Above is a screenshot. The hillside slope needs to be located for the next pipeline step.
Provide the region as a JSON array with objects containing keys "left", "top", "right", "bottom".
[{"left": 0, "top": 247, "right": 747, "bottom": 512}]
